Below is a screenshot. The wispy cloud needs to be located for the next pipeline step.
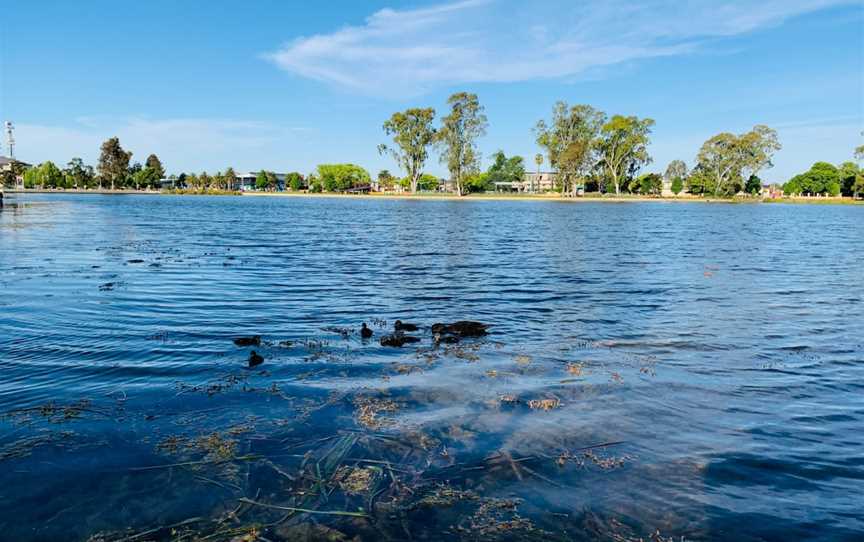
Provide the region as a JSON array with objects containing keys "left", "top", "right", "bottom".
[
  {"left": 265, "top": 0, "right": 853, "bottom": 97},
  {"left": 15, "top": 117, "right": 309, "bottom": 173}
]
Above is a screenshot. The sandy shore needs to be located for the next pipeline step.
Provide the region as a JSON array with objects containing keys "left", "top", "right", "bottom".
[{"left": 5, "top": 188, "right": 861, "bottom": 205}]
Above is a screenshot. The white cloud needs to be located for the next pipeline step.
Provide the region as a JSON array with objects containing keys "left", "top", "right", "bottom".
[
  {"left": 14, "top": 117, "right": 310, "bottom": 174},
  {"left": 265, "top": 0, "right": 853, "bottom": 97}
]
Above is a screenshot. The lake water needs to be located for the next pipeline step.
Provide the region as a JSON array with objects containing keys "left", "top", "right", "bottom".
[{"left": 1, "top": 194, "right": 862, "bottom": 541}]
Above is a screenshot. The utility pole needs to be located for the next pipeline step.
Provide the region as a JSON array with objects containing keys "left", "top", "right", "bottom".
[{"left": 4, "top": 121, "right": 22, "bottom": 190}]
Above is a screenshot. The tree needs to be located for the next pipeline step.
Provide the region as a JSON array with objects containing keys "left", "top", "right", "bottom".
[
  {"left": 782, "top": 162, "right": 840, "bottom": 196},
  {"left": 597, "top": 115, "right": 654, "bottom": 195},
  {"left": 317, "top": 164, "right": 371, "bottom": 192},
  {"left": 528, "top": 153, "right": 544, "bottom": 193},
  {"left": 97, "top": 137, "right": 132, "bottom": 190},
  {"left": 212, "top": 171, "right": 225, "bottom": 191},
  {"left": 463, "top": 172, "right": 492, "bottom": 193},
  {"left": 486, "top": 151, "right": 526, "bottom": 188},
  {"left": 744, "top": 175, "right": 762, "bottom": 196},
  {"left": 145, "top": 154, "right": 165, "bottom": 179},
  {"left": 133, "top": 167, "right": 160, "bottom": 190},
  {"left": 664, "top": 159, "right": 688, "bottom": 193},
  {"left": 39, "top": 161, "right": 63, "bottom": 188},
  {"left": 400, "top": 173, "right": 440, "bottom": 191},
  {"left": 838, "top": 162, "right": 860, "bottom": 197},
  {"left": 199, "top": 171, "right": 212, "bottom": 192},
  {"left": 224, "top": 167, "right": 237, "bottom": 191},
  {"left": 739, "top": 125, "right": 781, "bottom": 181},
  {"left": 854, "top": 172, "right": 864, "bottom": 199},
  {"left": 437, "top": 92, "right": 488, "bottom": 196},
  {"left": 63, "top": 158, "right": 95, "bottom": 189},
  {"left": 695, "top": 126, "right": 780, "bottom": 196},
  {"left": 379, "top": 108, "right": 436, "bottom": 194},
  {"left": 23, "top": 167, "right": 39, "bottom": 189},
  {"left": 535, "top": 102, "right": 604, "bottom": 196},
  {"left": 377, "top": 170, "right": 396, "bottom": 191},
  {"left": 635, "top": 173, "right": 662, "bottom": 195},
  {"left": 286, "top": 172, "right": 304, "bottom": 191},
  {"left": 255, "top": 170, "right": 268, "bottom": 191}
]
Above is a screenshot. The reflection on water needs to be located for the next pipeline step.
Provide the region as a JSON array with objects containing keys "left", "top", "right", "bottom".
[{"left": 0, "top": 194, "right": 862, "bottom": 541}]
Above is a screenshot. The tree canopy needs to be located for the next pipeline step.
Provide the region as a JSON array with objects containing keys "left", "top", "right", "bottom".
[
  {"left": 597, "top": 115, "right": 654, "bottom": 195},
  {"left": 317, "top": 164, "right": 371, "bottom": 192},
  {"left": 145, "top": 154, "right": 165, "bottom": 179},
  {"left": 664, "top": 160, "right": 688, "bottom": 183},
  {"left": 535, "top": 102, "right": 604, "bottom": 195},
  {"left": 437, "top": 92, "right": 487, "bottom": 196},
  {"left": 379, "top": 108, "right": 436, "bottom": 193},
  {"left": 783, "top": 162, "right": 841, "bottom": 196},
  {"left": 486, "top": 151, "right": 525, "bottom": 186},
  {"left": 695, "top": 125, "right": 780, "bottom": 196},
  {"left": 97, "top": 137, "right": 132, "bottom": 190}
]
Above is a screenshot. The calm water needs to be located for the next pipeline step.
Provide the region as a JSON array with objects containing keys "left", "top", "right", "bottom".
[{"left": 1, "top": 194, "right": 862, "bottom": 541}]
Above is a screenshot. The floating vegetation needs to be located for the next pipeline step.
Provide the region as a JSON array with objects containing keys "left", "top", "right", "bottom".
[
  {"left": 456, "top": 497, "right": 542, "bottom": 539},
  {"left": 514, "top": 354, "right": 532, "bottom": 366},
  {"left": 176, "top": 372, "right": 250, "bottom": 396},
  {"left": 354, "top": 396, "right": 399, "bottom": 430},
  {"left": 0, "top": 430, "right": 77, "bottom": 460},
  {"left": 2, "top": 399, "right": 106, "bottom": 425},
  {"left": 565, "top": 362, "right": 584, "bottom": 376},
  {"left": 334, "top": 465, "right": 378, "bottom": 495},
  {"left": 527, "top": 398, "right": 561, "bottom": 411}
]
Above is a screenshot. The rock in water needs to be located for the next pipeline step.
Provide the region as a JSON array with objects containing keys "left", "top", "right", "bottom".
[
  {"left": 233, "top": 335, "right": 262, "bottom": 347},
  {"left": 394, "top": 320, "right": 419, "bottom": 332},
  {"left": 248, "top": 350, "right": 264, "bottom": 368},
  {"left": 360, "top": 323, "right": 373, "bottom": 339}
]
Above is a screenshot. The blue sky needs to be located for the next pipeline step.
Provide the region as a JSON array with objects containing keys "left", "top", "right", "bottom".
[{"left": 1, "top": 0, "right": 861, "bottom": 182}]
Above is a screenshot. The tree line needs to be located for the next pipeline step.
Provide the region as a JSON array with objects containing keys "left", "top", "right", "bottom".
[{"left": 6, "top": 99, "right": 864, "bottom": 199}]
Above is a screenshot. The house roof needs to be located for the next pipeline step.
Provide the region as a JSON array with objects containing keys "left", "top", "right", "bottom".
[{"left": 0, "top": 156, "right": 30, "bottom": 167}]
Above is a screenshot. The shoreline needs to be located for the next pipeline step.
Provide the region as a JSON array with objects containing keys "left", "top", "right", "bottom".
[{"left": 4, "top": 188, "right": 862, "bottom": 205}]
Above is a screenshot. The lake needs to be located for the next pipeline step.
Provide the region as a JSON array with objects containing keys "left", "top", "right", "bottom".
[{"left": 1, "top": 194, "right": 862, "bottom": 541}]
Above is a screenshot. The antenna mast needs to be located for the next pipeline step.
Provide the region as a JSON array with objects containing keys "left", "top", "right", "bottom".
[{"left": 4, "top": 121, "right": 14, "bottom": 160}]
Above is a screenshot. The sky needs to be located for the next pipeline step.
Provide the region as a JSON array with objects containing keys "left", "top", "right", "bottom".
[{"left": 0, "top": 0, "right": 862, "bottom": 183}]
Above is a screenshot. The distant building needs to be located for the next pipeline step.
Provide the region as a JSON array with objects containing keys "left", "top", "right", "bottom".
[
  {"left": 1, "top": 156, "right": 30, "bottom": 188},
  {"left": 661, "top": 177, "right": 674, "bottom": 197},
  {"left": 0, "top": 156, "right": 30, "bottom": 172},
  {"left": 761, "top": 184, "right": 783, "bottom": 199},
  {"left": 234, "top": 172, "right": 288, "bottom": 191},
  {"left": 521, "top": 171, "right": 557, "bottom": 192}
]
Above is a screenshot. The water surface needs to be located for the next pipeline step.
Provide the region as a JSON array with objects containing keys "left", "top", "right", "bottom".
[{"left": 1, "top": 194, "right": 862, "bottom": 541}]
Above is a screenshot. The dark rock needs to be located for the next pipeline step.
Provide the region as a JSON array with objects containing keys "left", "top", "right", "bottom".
[
  {"left": 233, "top": 335, "right": 262, "bottom": 347},
  {"left": 248, "top": 350, "right": 264, "bottom": 368},
  {"left": 394, "top": 320, "right": 419, "bottom": 332},
  {"left": 360, "top": 323, "right": 373, "bottom": 339}
]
